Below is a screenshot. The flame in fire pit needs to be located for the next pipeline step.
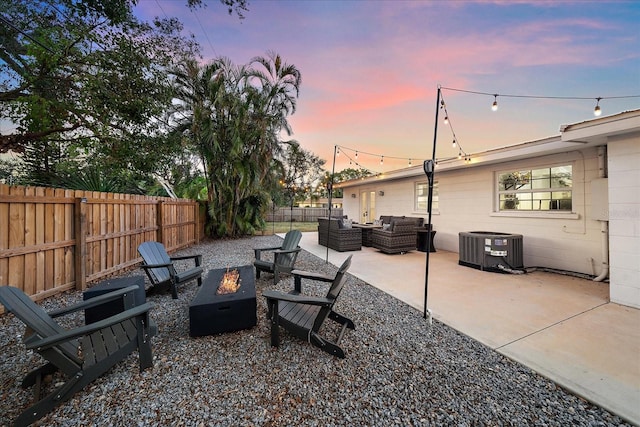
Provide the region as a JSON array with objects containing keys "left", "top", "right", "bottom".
[{"left": 217, "top": 268, "right": 241, "bottom": 295}]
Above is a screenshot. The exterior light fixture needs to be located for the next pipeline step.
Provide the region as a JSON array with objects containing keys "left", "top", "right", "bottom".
[
  {"left": 491, "top": 94, "right": 498, "bottom": 111},
  {"left": 378, "top": 191, "right": 384, "bottom": 196},
  {"left": 594, "top": 97, "right": 602, "bottom": 116}
]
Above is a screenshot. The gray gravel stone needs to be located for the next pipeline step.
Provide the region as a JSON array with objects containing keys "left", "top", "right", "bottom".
[{"left": 0, "top": 236, "right": 632, "bottom": 426}]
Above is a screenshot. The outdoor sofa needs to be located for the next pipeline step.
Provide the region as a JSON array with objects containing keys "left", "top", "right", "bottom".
[
  {"left": 318, "top": 217, "right": 362, "bottom": 252},
  {"left": 371, "top": 218, "right": 421, "bottom": 254}
]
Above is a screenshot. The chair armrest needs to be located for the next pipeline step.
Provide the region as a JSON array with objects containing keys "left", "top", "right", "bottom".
[
  {"left": 291, "top": 270, "right": 334, "bottom": 283},
  {"left": 254, "top": 246, "right": 283, "bottom": 260},
  {"left": 140, "top": 262, "right": 174, "bottom": 269},
  {"left": 47, "top": 285, "right": 141, "bottom": 318},
  {"left": 27, "top": 303, "right": 154, "bottom": 351},
  {"left": 273, "top": 247, "right": 301, "bottom": 256},
  {"left": 263, "top": 290, "right": 333, "bottom": 307},
  {"left": 170, "top": 254, "right": 202, "bottom": 266}
]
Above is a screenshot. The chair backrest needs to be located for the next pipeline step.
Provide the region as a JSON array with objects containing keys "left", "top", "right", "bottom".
[
  {"left": 326, "top": 255, "right": 352, "bottom": 300},
  {"left": 138, "top": 241, "right": 173, "bottom": 284},
  {"left": 0, "top": 286, "right": 81, "bottom": 367},
  {"left": 390, "top": 219, "right": 418, "bottom": 235},
  {"left": 278, "top": 230, "right": 302, "bottom": 267},
  {"left": 312, "top": 255, "right": 352, "bottom": 330}
]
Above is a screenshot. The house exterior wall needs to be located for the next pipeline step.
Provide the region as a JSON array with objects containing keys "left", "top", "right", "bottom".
[
  {"left": 607, "top": 134, "right": 640, "bottom": 309},
  {"left": 343, "top": 147, "right": 606, "bottom": 277}
]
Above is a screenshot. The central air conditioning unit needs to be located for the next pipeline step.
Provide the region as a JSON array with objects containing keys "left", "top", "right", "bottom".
[{"left": 459, "top": 231, "right": 524, "bottom": 271}]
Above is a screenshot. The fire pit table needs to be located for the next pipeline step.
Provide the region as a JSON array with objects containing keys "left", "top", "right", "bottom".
[{"left": 189, "top": 265, "right": 257, "bottom": 337}]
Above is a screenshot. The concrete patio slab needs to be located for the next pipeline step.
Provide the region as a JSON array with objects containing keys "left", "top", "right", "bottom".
[{"left": 296, "top": 231, "right": 640, "bottom": 425}]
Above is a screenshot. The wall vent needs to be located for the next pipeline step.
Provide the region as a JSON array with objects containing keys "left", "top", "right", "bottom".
[{"left": 459, "top": 231, "right": 524, "bottom": 271}]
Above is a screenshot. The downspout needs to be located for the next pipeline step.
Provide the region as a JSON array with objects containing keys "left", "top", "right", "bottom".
[{"left": 593, "top": 145, "right": 609, "bottom": 282}]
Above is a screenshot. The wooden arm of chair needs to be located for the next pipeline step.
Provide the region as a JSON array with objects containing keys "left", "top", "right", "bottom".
[
  {"left": 291, "top": 266, "right": 334, "bottom": 293},
  {"left": 262, "top": 290, "right": 333, "bottom": 307},
  {"left": 254, "top": 246, "right": 284, "bottom": 259},
  {"left": 26, "top": 303, "right": 154, "bottom": 351},
  {"left": 291, "top": 270, "right": 333, "bottom": 282},
  {"left": 140, "top": 262, "right": 173, "bottom": 269},
  {"left": 47, "top": 285, "right": 141, "bottom": 318}
]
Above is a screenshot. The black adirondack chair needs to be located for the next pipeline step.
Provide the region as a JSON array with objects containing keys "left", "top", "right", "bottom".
[
  {"left": 253, "top": 230, "right": 302, "bottom": 285},
  {"left": 263, "top": 255, "right": 355, "bottom": 358},
  {"left": 138, "top": 241, "right": 203, "bottom": 299},
  {"left": 0, "top": 285, "right": 154, "bottom": 427}
]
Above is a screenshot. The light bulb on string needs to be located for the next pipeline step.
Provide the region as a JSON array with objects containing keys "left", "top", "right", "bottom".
[
  {"left": 408, "top": 158, "right": 412, "bottom": 167},
  {"left": 355, "top": 151, "right": 358, "bottom": 159},
  {"left": 491, "top": 94, "right": 498, "bottom": 111},
  {"left": 452, "top": 139, "right": 456, "bottom": 148},
  {"left": 594, "top": 98, "right": 602, "bottom": 116},
  {"left": 458, "top": 151, "right": 462, "bottom": 159},
  {"left": 380, "top": 156, "right": 384, "bottom": 165},
  {"left": 336, "top": 147, "right": 340, "bottom": 156},
  {"left": 444, "top": 116, "right": 449, "bottom": 124}
]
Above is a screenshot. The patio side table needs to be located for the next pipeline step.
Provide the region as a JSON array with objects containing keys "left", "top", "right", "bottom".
[{"left": 83, "top": 276, "right": 146, "bottom": 324}]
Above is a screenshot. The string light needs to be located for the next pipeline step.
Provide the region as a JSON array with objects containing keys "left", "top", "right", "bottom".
[
  {"left": 594, "top": 98, "right": 602, "bottom": 116},
  {"left": 336, "top": 147, "right": 340, "bottom": 156},
  {"left": 334, "top": 145, "right": 420, "bottom": 176},
  {"left": 441, "top": 86, "right": 640, "bottom": 116},
  {"left": 439, "top": 91, "right": 470, "bottom": 164},
  {"left": 444, "top": 115, "right": 449, "bottom": 124},
  {"left": 355, "top": 151, "right": 358, "bottom": 159}
]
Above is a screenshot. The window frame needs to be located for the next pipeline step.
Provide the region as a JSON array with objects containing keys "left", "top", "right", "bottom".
[
  {"left": 415, "top": 180, "right": 438, "bottom": 213},
  {"left": 495, "top": 163, "right": 574, "bottom": 213}
]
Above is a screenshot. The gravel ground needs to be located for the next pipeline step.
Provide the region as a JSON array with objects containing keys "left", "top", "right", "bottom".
[{"left": 0, "top": 236, "right": 632, "bottom": 426}]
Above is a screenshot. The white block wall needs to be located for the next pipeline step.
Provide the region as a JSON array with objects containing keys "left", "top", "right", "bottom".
[
  {"left": 607, "top": 135, "right": 640, "bottom": 309},
  {"left": 343, "top": 148, "right": 606, "bottom": 278}
]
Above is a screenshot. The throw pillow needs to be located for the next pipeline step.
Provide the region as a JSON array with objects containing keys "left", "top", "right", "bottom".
[
  {"left": 382, "top": 223, "right": 391, "bottom": 231},
  {"left": 341, "top": 218, "right": 353, "bottom": 229}
]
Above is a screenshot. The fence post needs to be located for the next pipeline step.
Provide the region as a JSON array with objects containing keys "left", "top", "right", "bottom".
[
  {"left": 156, "top": 200, "right": 164, "bottom": 245},
  {"left": 74, "top": 197, "right": 87, "bottom": 290}
]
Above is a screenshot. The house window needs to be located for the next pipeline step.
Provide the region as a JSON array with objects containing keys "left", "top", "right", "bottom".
[
  {"left": 416, "top": 181, "right": 438, "bottom": 212},
  {"left": 497, "top": 165, "right": 572, "bottom": 211}
]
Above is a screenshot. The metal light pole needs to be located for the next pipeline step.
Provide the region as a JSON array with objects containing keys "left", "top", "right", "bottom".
[
  {"left": 326, "top": 145, "right": 338, "bottom": 263},
  {"left": 423, "top": 86, "right": 441, "bottom": 322}
]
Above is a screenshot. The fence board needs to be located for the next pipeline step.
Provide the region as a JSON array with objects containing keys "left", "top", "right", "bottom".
[
  {"left": 0, "top": 183, "right": 198, "bottom": 305},
  {"left": 24, "top": 187, "right": 36, "bottom": 295},
  {"left": 0, "top": 185, "right": 8, "bottom": 285}
]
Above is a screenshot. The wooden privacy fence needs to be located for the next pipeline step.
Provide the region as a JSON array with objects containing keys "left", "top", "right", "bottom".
[{"left": 0, "top": 184, "right": 199, "bottom": 304}]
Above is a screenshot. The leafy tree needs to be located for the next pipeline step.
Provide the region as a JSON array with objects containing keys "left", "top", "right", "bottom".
[
  {"left": 0, "top": 0, "right": 248, "bottom": 188},
  {"left": 319, "top": 167, "right": 372, "bottom": 198},
  {"left": 277, "top": 142, "right": 326, "bottom": 206}
]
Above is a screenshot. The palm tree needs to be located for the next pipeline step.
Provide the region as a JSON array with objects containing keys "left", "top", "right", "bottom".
[{"left": 169, "top": 53, "right": 302, "bottom": 237}]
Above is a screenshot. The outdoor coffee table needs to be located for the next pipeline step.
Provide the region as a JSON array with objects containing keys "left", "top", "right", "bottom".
[
  {"left": 352, "top": 223, "right": 383, "bottom": 247},
  {"left": 188, "top": 265, "right": 257, "bottom": 337}
]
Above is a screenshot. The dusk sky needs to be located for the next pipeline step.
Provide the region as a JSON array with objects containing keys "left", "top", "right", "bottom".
[{"left": 135, "top": 0, "right": 640, "bottom": 173}]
